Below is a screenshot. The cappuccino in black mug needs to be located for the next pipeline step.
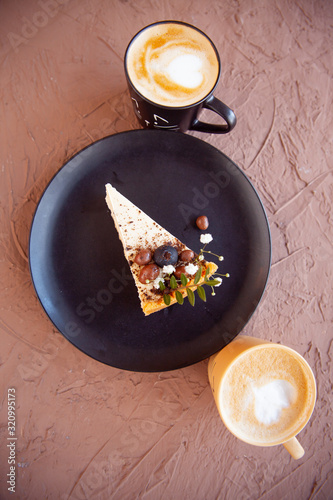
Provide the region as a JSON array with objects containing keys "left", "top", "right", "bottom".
[{"left": 124, "top": 21, "right": 237, "bottom": 134}]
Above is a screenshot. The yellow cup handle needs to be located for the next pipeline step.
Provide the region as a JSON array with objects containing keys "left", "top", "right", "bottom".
[{"left": 283, "top": 437, "right": 305, "bottom": 459}]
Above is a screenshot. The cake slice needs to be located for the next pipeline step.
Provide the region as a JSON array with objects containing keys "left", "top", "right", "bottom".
[{"left": 105, "top": 183, "right": 218, "bottom": 316}]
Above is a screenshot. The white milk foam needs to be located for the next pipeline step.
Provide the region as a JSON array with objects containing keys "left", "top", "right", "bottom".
[
  {"left": 252, "top": 380, "right": 296, "bottom": 425},
  {"left": 166, "top": 54, "right": 203, "bottom": 88}
]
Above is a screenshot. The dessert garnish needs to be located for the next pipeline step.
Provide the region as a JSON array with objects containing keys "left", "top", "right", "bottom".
[
  {"left": 105, "top": 183, "right": 228, "bottom": 315},
  {"left": 196, "top": 215, "right": 209, "bottom": 230},
  {"left": 134, "top": 234, "right": 229, "bottom": 307}
]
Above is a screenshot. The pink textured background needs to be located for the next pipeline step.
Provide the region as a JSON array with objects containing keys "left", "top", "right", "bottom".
[{"left": 1, "top": 0, "right": 332, "bottom": 498}]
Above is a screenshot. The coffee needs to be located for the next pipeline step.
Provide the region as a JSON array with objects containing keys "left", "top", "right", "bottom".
[
  {"left": 219, "top": 346, "right": 315, "bottom": 445},
  {"left": 125, "top": 22, "right": 220, "bottom": 107}
]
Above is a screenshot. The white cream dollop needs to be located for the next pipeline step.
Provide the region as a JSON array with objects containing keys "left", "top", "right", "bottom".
[
  {"left": 185, "top": 263, "right": 199, "bottom": 275},
  {"left": 163, "top": 265, "right": 176, "bottom": 275},
  {"left": 252, "top": 380, "right": 296, "bottom": 425}
]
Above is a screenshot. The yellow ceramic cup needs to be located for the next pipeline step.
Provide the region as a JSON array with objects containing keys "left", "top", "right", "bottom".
[{"left": 208, "top": 335, "right": 316, "bottom": 459}]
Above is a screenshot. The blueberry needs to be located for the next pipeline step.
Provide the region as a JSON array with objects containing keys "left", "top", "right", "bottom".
[{"left": 153, "top": 245, "right": 178, "bottom": 267}]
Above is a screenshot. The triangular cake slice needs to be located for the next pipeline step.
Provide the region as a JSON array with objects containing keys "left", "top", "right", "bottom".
[{"left": 105, "top": 183, "right": 218, "bottom": 316}]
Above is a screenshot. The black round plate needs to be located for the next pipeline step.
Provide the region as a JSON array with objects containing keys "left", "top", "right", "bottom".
[{"left": 29, "top": 130, "right": 271, "bottom": 372}]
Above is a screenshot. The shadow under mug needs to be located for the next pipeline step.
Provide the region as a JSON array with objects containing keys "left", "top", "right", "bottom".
[
  {"left": 208, "top": 336, "right": 317, "bottom": 459},
  {"left": 124, "top": 21, "right": 237, "bottom": 134}
]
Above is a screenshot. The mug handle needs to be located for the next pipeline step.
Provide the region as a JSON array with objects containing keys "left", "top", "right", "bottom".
[
  {"left": 283, "top": 437, "right": 305, "bottom": 460},
  {"left": 190, "top": 95, "right": 237, "bottom": 134}
]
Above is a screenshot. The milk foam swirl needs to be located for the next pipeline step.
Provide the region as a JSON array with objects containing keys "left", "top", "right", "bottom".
[{"left": 126, "top": 24, "right": 219, "bottom": 107}]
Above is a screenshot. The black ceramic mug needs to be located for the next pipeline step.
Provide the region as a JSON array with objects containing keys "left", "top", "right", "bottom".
[{"left": 124, "top": 21, "right": 237, "bottom": 134}]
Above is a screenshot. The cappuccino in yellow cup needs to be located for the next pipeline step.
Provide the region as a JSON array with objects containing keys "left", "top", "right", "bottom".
[{"left": 208, "top": 336, "right": 316, "bottom": 459}]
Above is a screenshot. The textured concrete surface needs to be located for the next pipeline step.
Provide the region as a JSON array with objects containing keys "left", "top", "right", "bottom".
[{"left": 1, "top": 0, "right": 332, "bottom": 498}]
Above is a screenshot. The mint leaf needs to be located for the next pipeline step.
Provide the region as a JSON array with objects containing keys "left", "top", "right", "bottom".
[
  {"left": 180, "top": 273, "right": 188, "bottom": 286},
  {"left": 170, "top": 275, "right": 178, "bottom": 290},
  {"left": 175, "top": 290, "right": 184, "bottom": 305},
  {"left": 204, "top": 279, "right": 221, "bottom": 287},
  {"left": 194, "top": 267, "right": 202, "bottom": 285},
  {"left": 186, "top": 288, "right": 195, "bottom": 306},
  {"left": 197, "top": 286, "right": 207, "bottom": 302},
  {"left": 163, "top": 294, "right": 171, "bottom": 306}
]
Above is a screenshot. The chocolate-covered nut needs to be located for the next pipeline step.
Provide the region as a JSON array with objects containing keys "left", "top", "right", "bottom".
[
  {"left": 138, "top": 264, "right": 160, "bottom": 284},
  {"left": 134, "top": 249, "right": 152, "bottom": 265},
  {"left": 179, "top": 249, "right": 194, "bottom": 262},
  {"left": 174, "top": 265, "right": 187, "bottom": 279},
  {"left": 196, "top": 215, "right": 209, "bottom": 230}
]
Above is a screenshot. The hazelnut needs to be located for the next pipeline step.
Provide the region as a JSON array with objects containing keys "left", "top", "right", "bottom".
[
  {"left": 138, "top": 264, "right": 160, "bottom": 284},
  {"left": 179, "top": 249, "right": 194, "bottom": 262},
  {"left": 174, "top": 265, "right": 187, "bottom": 279},
  {"left": 134, "top": 249, "right": 152, "bottom": 265},
  {"left": 196, "top": 215, "right": 209, "bottom": 230}
]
